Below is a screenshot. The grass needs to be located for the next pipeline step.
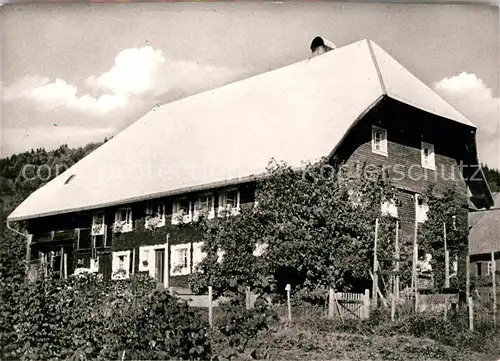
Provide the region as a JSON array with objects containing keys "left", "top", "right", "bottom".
[
  {"left": 203, "top": 302, "right": 500, "bottom": 360},
  {"left": 259, "top": 323, "right": 497, "bottom": 361}
]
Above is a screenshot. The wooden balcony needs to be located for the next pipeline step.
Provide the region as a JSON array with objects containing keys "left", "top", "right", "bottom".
[{"left": 33, "top": 229, "right": 76, "bottom": 244}]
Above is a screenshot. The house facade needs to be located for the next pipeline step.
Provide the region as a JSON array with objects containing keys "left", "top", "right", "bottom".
[{"left": 8, "top": 37, "right": 493, "bottom": 290}]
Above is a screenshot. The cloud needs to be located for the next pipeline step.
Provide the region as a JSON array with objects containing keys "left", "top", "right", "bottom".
[
  {"left": 2, "top": 46, "right": 244, "bottom": 156},
  {"left": 433, "top": 72, "right": 500, "bottom": 169},
  {"left": 4, "top": 46, "right": 242, "bottom": 117},
  {"left": 86, "top": 47, "right": 165, "bottom": 96},
  {"left": 4, "top": 76, "right": 126, "bottom": 114}
]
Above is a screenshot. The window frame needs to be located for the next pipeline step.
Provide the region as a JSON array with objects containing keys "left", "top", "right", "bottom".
[
  {"left": 114, "top": 207, "right": 133, "bottom": 233},
  {"left": 194, "top": 193, "right": 215, "bottom": 219},
  {"left": 421, "top": 141, "right": 436, "bottom": 170},
  {"left": 172, "top": 198, "right": 192, "bottom": 225},
  {"left": 415, "top": 194, "right": 429, "bottom": 224},
  {"left": 111, "top": 250, "right": 131, "bottom": 280},
  {"left": 218, "top": 188, "right": 241, "bottom": 216},
  {"left": 91, "top": 211, "right": 105, "bottom": 236},
  {"left": 371, "top": 125, "right": 388, "bottom": 156},
  {"left": 381, "top": 199, "right": 398, "bottom": 218},
  {"left": 145, "top": 201, "right": 166, "bottom": 229},
  {"left": 170, "top": 243, "right": 191, "bottom": 276}
]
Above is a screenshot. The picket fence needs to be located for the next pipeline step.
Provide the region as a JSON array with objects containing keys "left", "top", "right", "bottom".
[{"left": 174, "top": 287, "right": 370, "bottom": 326}]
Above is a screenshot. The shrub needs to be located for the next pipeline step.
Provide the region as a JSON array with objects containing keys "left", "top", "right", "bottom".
[
  {"left": 14, "top": 273, "right": 211, "bottom": 360},
  {"left": 211, "top": 297, "right": 279, "bottom": 360}
]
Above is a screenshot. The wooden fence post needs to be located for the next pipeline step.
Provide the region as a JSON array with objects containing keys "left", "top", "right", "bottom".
[
  {"left": 364, "top": 289, "right": 370, "bottom": 319},
  {"left": 492, "top": 251, "right": 496, "bottom": 329},
  {"left": 468, "top": 296, "right": 474, "bottom": 331},
  {"left": 286, "top": 284, "right": 292, "bottom": 321},
  {"left": 328, "top": 288, "right": 334, "bottom": 318},
  {"left": 208, "top": 286, "right": 213, "bottom": 327}
]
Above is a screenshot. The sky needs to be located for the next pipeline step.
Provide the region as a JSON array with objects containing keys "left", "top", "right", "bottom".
[{"left": 1, "top": 3, "right": 499, "bottom": 169}]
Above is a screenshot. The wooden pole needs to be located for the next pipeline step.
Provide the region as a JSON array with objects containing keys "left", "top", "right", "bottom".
[
  {"left": 372, "top": 218, "right": 379, "bottom": 308},
  {"left": 60, "top": 246, "right": 64, "bottom": 279},
  {"left": 370, "top": 270, "right": 388, "bottom": 308},
  {"left": 492, "top": 251, "right": 496, "bottom": 329},
  {"left": 131, "top": 247, "right": 136, "bottom": 275},
  {"left": 364, "top": 289, "right": 370, "bottom": 318},
  {"left": 63, "top": 253, "right": 68, "bottom": 279},
  {"left": 328, "top": 288, "right": 334, "bottom": 318},
  {"left": 333, "top": 291, "right": 344, "bottom": 322},
  {"left": 412, "top": 207, "right": 419, "bottom": 313},
  {"left": 444, "top": 222, "right": 449, "bottom": 321},
  {"left": 466, "top": 254, "right": 471, "bottom": 305},
  {"left": 468, "top": 296, "right": 474, "bottom": 331},
  {"left": 395, "top": 220, "right": 400, "bottom": 301},
  {"left": 286, "top": 284, "right": 292, "bottom": 321},
  {"left": 165, "top": 234, "right": 170, "bottom": 290},
  {"left": 208, "top": 286, "right": 213, "bottom": 327}
]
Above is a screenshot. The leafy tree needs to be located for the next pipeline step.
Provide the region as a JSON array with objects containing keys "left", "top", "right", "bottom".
[
  {"left": 419, "top": 186, "right": 469, "bottom": 291},
  {"left": 190, "top": 159, "right": 400, "bottom": 302}
]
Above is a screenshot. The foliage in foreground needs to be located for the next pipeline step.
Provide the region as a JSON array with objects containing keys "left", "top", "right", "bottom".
[{"left": 9, "top": 273, "right": 211, "bottom": 361}]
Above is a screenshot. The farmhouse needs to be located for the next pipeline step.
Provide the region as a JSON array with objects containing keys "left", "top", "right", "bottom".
[
  {"left": 7, "top": 37, "right": 493, "bottom": 290},
  {"left": 469, "top": 192, "right": 500, "bottom": 298}
]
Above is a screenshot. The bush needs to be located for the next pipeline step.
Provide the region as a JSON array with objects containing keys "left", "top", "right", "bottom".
[
  {"left": 211, "top": 297, "right": 279, "bottom": 360},
  {"left": 13, "top": 273, "right": 211, "bottom": 360}
]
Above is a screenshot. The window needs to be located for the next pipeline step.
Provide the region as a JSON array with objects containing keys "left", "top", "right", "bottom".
[
  {"left": 172, "top": 198, "right": 192, "bottom": 224},
  {"left": 112, "top": 250, "right": 131, "bottom": 280},
  {"left": 421, "top": 142, "right": 435, "bottom": 170},
  {"left": 170, "top": 244, "right": 191, "bottom": 275},
  {"left": 218, "top": 188, "right": 241, "bottom": 216},
  {"left": 91, "top": 211, "right": 105, "bottom": 235},
  {"left": 381, "top": 199, "right": 398, "bottom": 218},
  {"left": 114, "top": 207, "right": 133, "bottom": 232},
  {"left": 179, "top": 248, "right": 188, "bottom": 269},
  {"left": 476, "top": 262, "right": 482, "bottom": 277},
  {"left": 118, "top": 256, "right": 125, "bottom": 270},
  {"left": 194, "top": 193, "right": 215, "bottom": 219},
  {"left": 145, "top": 202, "right": 166, "bottom": 229},
  {"left": 415, "top": 194, "right": 429, "bottom": 223},
  {"left": 371, "top": 125, "right": 387, "bottom": 156}
]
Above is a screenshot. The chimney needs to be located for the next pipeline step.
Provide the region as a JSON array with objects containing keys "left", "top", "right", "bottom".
[{"left": 310, "top": 36, "right": 336, "bottom": 57}]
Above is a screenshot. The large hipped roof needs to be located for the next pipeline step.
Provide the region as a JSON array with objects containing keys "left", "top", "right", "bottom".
[{"left": 8, "top": 39, "right": 481, "bottom": 221}]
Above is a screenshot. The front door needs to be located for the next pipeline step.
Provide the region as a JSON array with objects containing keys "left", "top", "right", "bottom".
[{"left": 155, "top": 249, "right": 165, "bottom": 285}]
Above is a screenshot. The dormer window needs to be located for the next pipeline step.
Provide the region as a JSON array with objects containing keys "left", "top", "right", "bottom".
[
  {"left": 415, "top": 194, "right": 429, "bottom": 223},
  {"left": 91, "top": 211, "right": 105, "bottom": 236},
  {"left": 421, "top": 142, "right": 435, "bottom": 170},
  {"left": 372, "top": 126, "right": 387, "bottom": 156},
  {"left": 218, "top": 188, "right": 241, "bottom": 216},
  {"left": 194, "top": 193, "right": 215, "bottom": 220},
  {"left": 145, "top": 202, "right": 166, "bottom": 229},
  {"left": 114, "top": 207, "right": 133, "bottom": 233},
  {"left": 172, "top": 198, "right": 192, "bottom": 225}
]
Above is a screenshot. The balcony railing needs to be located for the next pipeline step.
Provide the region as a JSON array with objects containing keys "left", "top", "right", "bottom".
[{"left": 33, "top": 229, "right": 76, "bottom": 244}]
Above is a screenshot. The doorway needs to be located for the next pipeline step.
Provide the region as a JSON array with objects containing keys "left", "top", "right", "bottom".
[{"left": 155, "top": 249, "right": 165, "bottom": 285}]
